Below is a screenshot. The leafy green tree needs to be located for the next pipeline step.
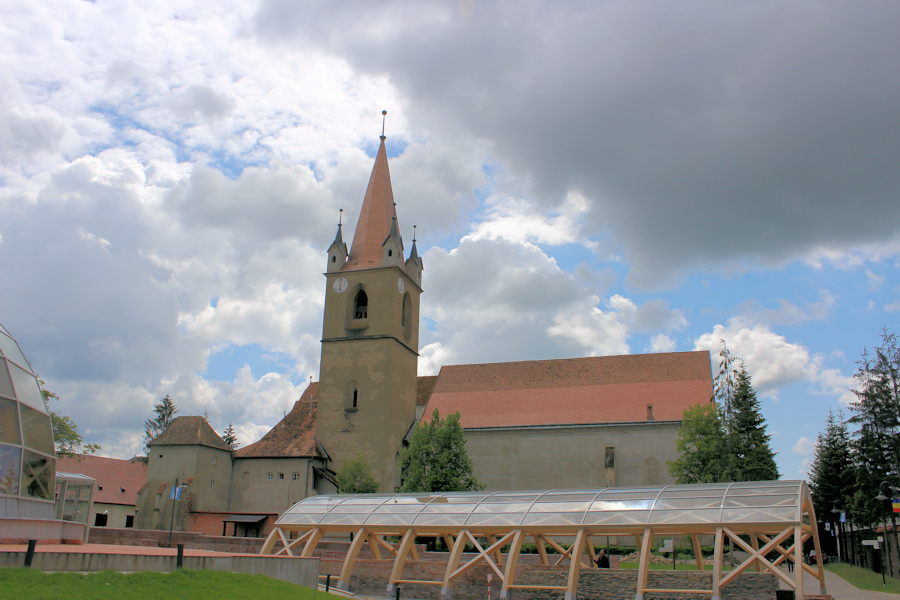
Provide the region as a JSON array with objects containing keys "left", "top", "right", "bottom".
[
  {"left": 143, "top": 394, "right": 178, "bottom": 453},
  {"left": 808, "top": 409, "right": 854, "bottom": 563},
  {"left": 667, "top": 402, "right": 726, "bottom": 483},
  {"left": 399, "top": 409, "right": 484, "bottom": 493},
  {"left": 336, "top": 455, "right": 379, "bottom": 493},
  {"left": 40, "top": 381, "right": 100, "bottom": 457},
  {"left": 724, "top": 367, "right": 779, "bottom": 481},
  {"left": 222, "top": 422, "right": 239, "bottom": 449}
]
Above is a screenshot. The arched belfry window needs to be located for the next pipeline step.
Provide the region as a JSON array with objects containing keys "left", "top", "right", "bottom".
[
  {"left": 353, "top": 290, "right": 368, "bottom": 319},
  {"left": 402, "top": 292, "right": 412, "bottom": 339}
]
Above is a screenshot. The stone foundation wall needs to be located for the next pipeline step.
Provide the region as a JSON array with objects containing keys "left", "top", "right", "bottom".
[{"left": 318, "top": 558, "right": 779, "bottom": 600}]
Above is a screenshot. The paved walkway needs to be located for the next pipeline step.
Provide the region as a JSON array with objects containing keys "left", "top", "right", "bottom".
[{"left": 779, "top": 564, "right": 900, "bottom": 599}]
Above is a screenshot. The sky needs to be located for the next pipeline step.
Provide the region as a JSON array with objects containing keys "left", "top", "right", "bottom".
[{"left": 2, "top": 1, "right": 898, "bottom": 480}]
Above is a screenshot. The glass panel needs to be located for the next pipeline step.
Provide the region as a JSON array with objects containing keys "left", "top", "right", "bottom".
[
  {"left": 590, "top": 499, "right": 655, "bottom": 511},
  {"left": 21, "top": 450, "right": 54, "bottom": 500},
  {"left": 582, "top": 510, "right": 652, "bottom": 526},
  {"left": 372, "top": 503, "right": 427, "bottom": 514},
  {"left": 655, "top": 497, "right": 722, "bottom": 510},
  {"left": 277, "top": 513, "right": 324, "bottom": 526},
  {"left": 323, "top": 514, "right": 369, "bottom": 525},
  {"left": 363, "top": 512, "right": 416, "bottom": 526},
  {"left": 0, "top": 397, "right": 20, "bottom": 444},
  {"left": 21, "top": 404, "right": 54, "bottom": 455},
  {"left": 465, "top": 513, "right": 525, "bottom": 527},
  {"left": 523, "top": 512, "right": 583, "bottom": 526},
  {"left": 9, "top": 363, "right": 45, "bottom": 410},
  {"left": 0, "top": 359, "right": 15, "bottom": 399},
  {"left": 722, "top": 507, "right": 796, "bottom": 523},
  {"left": 651, "top": 508, "right": 721, "bottom": 524},
  {"left": 421, "top": 503, "right": 477, "bottom": 513},
  {"left": 0, "top": 332, "right": 29, "bottom": 369},
  {"left": 531, "top": 500, "right": 591, "bottom": 513},
  {"left": 725, "top": 494, "right": 796, "bottom": 508},
  {"left": 412, "top": 513, "right": 469, "bottom": 527},
  {"left": 537, "top": 492, "right": 598, "bottom": 502},
  {"left": 473, "top": 502, "right": 531, "bottom": 513},
  {"left": 0, "top": 445, "right": 21, "bottom": 495}
]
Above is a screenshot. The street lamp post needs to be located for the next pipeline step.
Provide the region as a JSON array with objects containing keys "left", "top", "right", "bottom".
[
  {"left": 831, "top": 507, "right": 845, "bottom": 564},
  {"left": 875, "top": 481, "right": 899, "bottom": 581}
]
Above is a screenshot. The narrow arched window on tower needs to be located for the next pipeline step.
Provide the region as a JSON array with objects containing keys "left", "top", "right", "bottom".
[
  {"left": 352, "top": 388, "right": 358, "bottom": 408},
  {"left": 354, "top": 290, "right": 368, "bottom": 319},
  {"left": 387, "top": 249, "right": 392, "bottom": 257},
  {"left": 402, "top": 292, "right": 411, "bottom": 339}
]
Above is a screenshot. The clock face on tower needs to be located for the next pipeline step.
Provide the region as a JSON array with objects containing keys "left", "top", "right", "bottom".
[
  {"left": 333, "top": 277, "right": 349, "bottom": 293},
  {"left": 397, "top": 277, "right": 405, "bottom": 294}
]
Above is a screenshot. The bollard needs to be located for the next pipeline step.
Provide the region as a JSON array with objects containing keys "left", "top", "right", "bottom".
[
  {"left": 326, "top": 574, "right": 331, "bottom": 592},
  {"left": 24, "top": 539, "right": 37, "bottom": 568},
  {"left": 176, "top": 543, "right": 184, "bottom": 569}
]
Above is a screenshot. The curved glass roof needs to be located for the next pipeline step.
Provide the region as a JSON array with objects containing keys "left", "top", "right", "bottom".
[{"left": 276, "top": 480, "right": 809, "bottom": 530}]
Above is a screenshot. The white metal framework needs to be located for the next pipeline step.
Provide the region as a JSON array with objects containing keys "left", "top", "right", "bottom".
[{"left": 261, "top": 480, "right": 826, "bottom": 600}]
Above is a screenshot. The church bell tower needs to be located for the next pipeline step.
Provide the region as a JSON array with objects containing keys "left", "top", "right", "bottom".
[{"left": 317, "top": 127, "right": 423, "bottom": 492}]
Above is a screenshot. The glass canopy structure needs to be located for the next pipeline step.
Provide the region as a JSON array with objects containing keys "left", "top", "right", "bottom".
[
  {"left": 0, "top": 324, "right": 56, "bottom": 520},
  {"left": 261, "top": 480, "right": 826, "bottom": 600}
]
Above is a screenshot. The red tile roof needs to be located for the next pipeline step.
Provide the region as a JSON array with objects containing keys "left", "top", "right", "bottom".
[
  {"left": 56, "top": 455, "right": 148, "bottom": 506},
  {"left": 236, "top": 384, "right": 320, "bottom": 458},
  {"left": 422, "top": 351, "right": 713, "bottom": 429},
  {"left": 150, "top": 416, "right": 232, "bottom": 451}
]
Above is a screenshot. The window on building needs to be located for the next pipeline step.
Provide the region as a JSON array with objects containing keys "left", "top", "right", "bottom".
[
  {"left": 605, "top": 447, "right": 615, "bottom": 469},
  {"left": 209, "top": 480, "right": 215, "bottom": 489},
  {"left": 292, "top": 472, "right": 300, "bottom": 481},
  {"left": 402, "top": 292, "right": 412, "bottom": 339},
  {"left": 647, "top": 405, "right": 654, "bottom": 421},
  {"left": 353, "top": 290, "right": 368, "bottom": 319},
  {"left": 94, "top": 513, "right": 108, "bottom": 527},
  {"left": 352, "top": 388, "right": 358, "bottom": 408},
  {"left": 388, "top": 249, "right": 392, "bottom": 257},
  {"left": 125, "top": 515, "right": 134, "bottom": 528},
  {"left": 278, "top": 473, "right": 284, "bottom": 480},
  {"left": 266, "top": 473, "right": 273, "bottom": 480},
  {"left": 212, "top": 455, "right": 217, "bottom": 465}
]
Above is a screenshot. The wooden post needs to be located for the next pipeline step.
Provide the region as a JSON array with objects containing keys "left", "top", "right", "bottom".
[{"left": 635, "top": 528, "right": 652, "bottom": 600}]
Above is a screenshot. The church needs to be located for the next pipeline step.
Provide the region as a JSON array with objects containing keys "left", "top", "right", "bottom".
[{"left": 134, "top": 130, "right": 713, "bottom": 536}]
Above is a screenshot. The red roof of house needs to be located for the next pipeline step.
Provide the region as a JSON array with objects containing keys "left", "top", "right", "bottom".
[
  {"left": 56, "top": 455, "right": 148, "bottom": 506},
  {"left": 150, "top": 415, "right": 232, "bottom": 451},
  {"left": 422, "top": 351, "right": 713, "bottom": 429},
  {"left": 236, "top": 384, "right": 320, "bottom": 458}
]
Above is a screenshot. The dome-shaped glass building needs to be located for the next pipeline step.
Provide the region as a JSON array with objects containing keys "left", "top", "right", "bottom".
[{"left": 0, "top": 324, "right": 56, "bottom": 519}]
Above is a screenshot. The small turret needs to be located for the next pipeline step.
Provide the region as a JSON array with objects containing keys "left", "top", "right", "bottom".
[
  {"left": 326, "top": 209, "right": 348, "bottom": 272},
  {"left": 405, "top": 225, "right": 423, "bottom": 286},
  {"left": 382, "top": 203, "right": 404, "bottom": 267}
]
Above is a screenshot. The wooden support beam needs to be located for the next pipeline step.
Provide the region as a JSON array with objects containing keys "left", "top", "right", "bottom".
[
  {"left": 565, "top": 529, "right": 586, "bottom": 600},
  {"left": 691, "top": 534, "right": 704, "bottom": 570},
  {"left": 534, "top": 534, "right": 549, "bottom": 565},
  {"left": 259, "top": 527, "right": 281, "bottom": 555},
  {"left": 277, "top": 527, "right": 294, "bottom": 557},
  {"left": 500, "top": 529, "right": 525, "bottom": 600},
  {"left": 635, "top": 528, "right": 652, "bottom": 600},
  {"left": 442, "top": 530, "right": 470, "bottom": 599},
  {"left": 388, "top": 529, "right": 419, "bottom": 596},
  {"left": 338, "top": 528, "right": 368, "bottom": 591},
  {"left": 711, "top": 528, "right": 723, "bottom": 600}
]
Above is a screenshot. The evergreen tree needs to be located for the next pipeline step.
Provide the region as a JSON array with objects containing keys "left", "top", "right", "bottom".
[
  {"left": 222, "top": 422, "right": 239, "bottom": 449},
  {"left": 143, "top": 394, "right": 178, "bottom": 453},
  {"left": 848, "top": 330, "right": 900, "bottom": 527},
  {"left": 399, "top": 409, "right": 484, "bottom": 493},
  {"left": 809, "top": 409, "right": 853, "bottom": 518},
  {"left": 724, "top": 367, "right": 779, "bottom": 481},
  {"left": 336, "top": 455, "right": 379, "bottom": 493},
  {"left": 667, "top": 402, "right": 726, "bottom": 483}
]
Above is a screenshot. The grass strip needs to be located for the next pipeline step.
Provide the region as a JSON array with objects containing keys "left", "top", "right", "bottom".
[
  {"left": 825, "top": 562, "right": 900, "bottom": 594},
  {"left": 0, "top": 568, "right": 347, "bottom": 600}
]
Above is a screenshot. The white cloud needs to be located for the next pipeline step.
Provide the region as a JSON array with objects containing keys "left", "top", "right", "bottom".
[
  {"left": 649, "top": 334, "right": 677, "bottom": 353},
  {"left": 793, "top": 436, "right": 814, "bottom": 455}
]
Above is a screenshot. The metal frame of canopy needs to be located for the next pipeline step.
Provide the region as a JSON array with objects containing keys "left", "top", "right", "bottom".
[{"left": 260, "top": 480, "right": 826, "bottom": 600}]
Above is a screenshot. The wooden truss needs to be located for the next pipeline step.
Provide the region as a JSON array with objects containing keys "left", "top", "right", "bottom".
[{"left": 260, "top": 484, "right": 827, "bottom": 600}]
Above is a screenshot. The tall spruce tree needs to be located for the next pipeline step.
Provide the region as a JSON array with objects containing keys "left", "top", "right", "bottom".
[
  {"left": 848, "top": 330, "right": 900, "bottom": 527},
  {"left": 809, "top": 409, "right": 853, "bottom": 518},
  {"left": 669, "top": 341, "right": 779, "bottom": 483},
  {"left": 143, "top": 394, "right": 178, "bottom": 453},
  {"left": 725, "top": 367, "right": 779, "bottom": 481}
]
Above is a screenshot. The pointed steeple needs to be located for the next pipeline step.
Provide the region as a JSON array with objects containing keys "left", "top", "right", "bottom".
[
  {"left": 343, "top": 136, "right": 399, "bottom": 271},
  {"left": 405, "top": 225, "right": 423, "bottom": 285}
]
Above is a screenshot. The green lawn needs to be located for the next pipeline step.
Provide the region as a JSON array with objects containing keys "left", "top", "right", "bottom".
[
  {"left": 0, "top": 568, "right": 346, "bottom": 600},
  {"left": 826, "top": 562, "right": 900, "bottom": 595}
]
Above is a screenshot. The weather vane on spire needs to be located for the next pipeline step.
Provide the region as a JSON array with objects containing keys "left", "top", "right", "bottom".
[
  {"left": 338, "top": 208, "right": 343, "bottom": 226},
  {"left": 381, "top": 110, "right": 387, "bottom": 139},
  {"left": 413, "top": 225, "right": 417, "bottom": 242}
]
